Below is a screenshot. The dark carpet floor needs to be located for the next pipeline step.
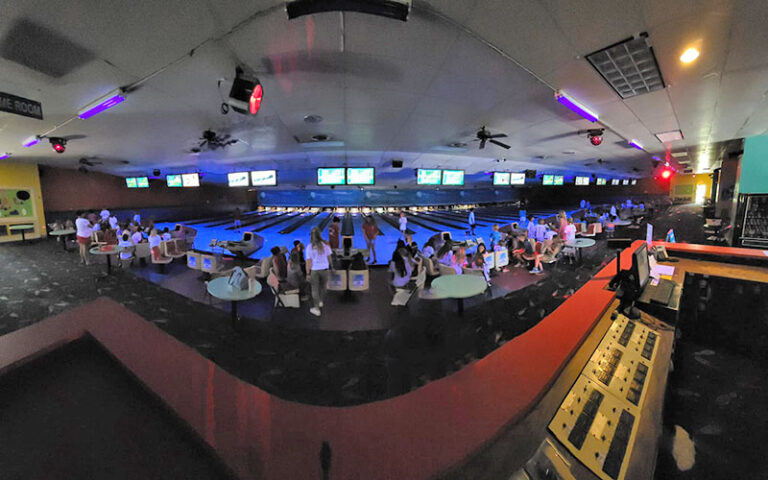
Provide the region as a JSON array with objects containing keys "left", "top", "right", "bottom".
[{"left": 1, "top": 206, "right": 693, "bottom": 406}]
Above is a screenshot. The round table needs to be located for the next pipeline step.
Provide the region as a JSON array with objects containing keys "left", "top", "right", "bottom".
[
  {"left": 430, "top": 274, "right": 488, "bottom": 315},
  {"left": 565, "top": 238, "right": 596, "bottom": 264},
  {"left": 206, "top": 276, "right": 261, "bottom": 330},
  {"left": 50, "top": 228, "right": 76, "bottom": 251},
  {"left": 89, "top": 246, "right": 119, "bottom": 275},
  {"left": 9, "top": 224, "right": 35, "bottom": 243},
  {"left": 614, "top": 220, "right": 632, "bottom": 226}
]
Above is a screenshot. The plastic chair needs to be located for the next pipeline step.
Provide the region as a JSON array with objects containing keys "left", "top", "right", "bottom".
[
  {"left": 134, "top": 242, "right": 151, "bottom": 266},
  {"left": 327, "top": 270, "right": 348, "bottom": 291},
  {"left": 187, "top": 251, "right": 201, "bottom": 270},
  {"left": 348, "top": 269, "right": 370, "bottom": 291},
  {"left": 267, "top": 268, "right": 300, "bottom": 308}
]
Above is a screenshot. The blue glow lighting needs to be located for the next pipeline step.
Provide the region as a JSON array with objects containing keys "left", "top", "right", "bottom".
[
  {"left": 0, "top": 153, "right": 10, "bottom": 160},
  {"left": 78, "top": 91, "right": 126, "bottom": 119},
  {"left": 22, "top": 136, "right": 40, "bottom": 147},
  {"left": 629, "top": 139, "right": 644, "bottom": 150},
  {"left": 554, "top": 90, "right": 599, "bottom": 122}
]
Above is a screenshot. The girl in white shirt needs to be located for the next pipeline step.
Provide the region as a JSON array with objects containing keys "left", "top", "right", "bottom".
[
  {"left": 148, "top": 229, "right": 166, "bottom": 261},
  {"left": 118, "top": 232, "right": 134, "bottom": 267},
  {"left": 75, "top": 212, "right": 93, "bottom": 265},
  {"left": 304, "top": 227, "right": 333, "bottom": 317}
]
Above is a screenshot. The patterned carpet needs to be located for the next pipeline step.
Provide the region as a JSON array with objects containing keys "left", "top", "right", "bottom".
[{"left": 0, "top": 231, "right": 619, "bottom": 406}]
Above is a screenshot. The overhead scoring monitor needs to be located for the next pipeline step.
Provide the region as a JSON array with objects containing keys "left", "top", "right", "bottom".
[
  {"left": 611, "top": 179, "right": 620, "bottom": 185},
  {"left": 166, "top": 174, "right": 182, "bottom": 187},
  {"left": 622, "top": 179, "right": 630, "bottom": 185},
  {"left": 442, "top": 169, "right": 464, "bottom": 186},
  {"left": 417, "top": 169, "right": 442, "bottom": 185},
  {"left": 510, "top": 173, "right": 526, "bottom": 185},
  {"left": 596, "top": 178, "right": 607, "bottom": 185},
  {"left": 182, "top": 173, "right": 200, "bottom": 187},
  {"left": 125, "top": 177, "right": 137, "bottom": 188},
  {"left": 347, "top": 167, "right": 375, "bottom": 185},
  {"left": 317, "top": 167, "right": 346, "bottom": 185},
  {"left": 251, "top": 170, "right": 277, "bottom": 186},
  {"left": 542, "top": 174, "right": 554, "bottom": 186},
  {"left": 228, "top": 172, "right": 250, "bottom": 187},
  {"left": 575, "top": 176, "right": 591, "bottom": 185},
  {"left": 493, "top": 172, "right": 511, "bottom": 185},
  {"left": 553, "top": 175, "right": 564, "bottom": 185},
  {"left": 136, "top": 177, "right": 149, "bottom": 188}
]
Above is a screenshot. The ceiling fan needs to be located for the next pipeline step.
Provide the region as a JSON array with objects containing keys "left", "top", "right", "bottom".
[
  {"left": 190, "top": 129, "right": 238, "bottom": 153},
  {"left": 475, "top": 126, "right": 510, "bottom": 150}
]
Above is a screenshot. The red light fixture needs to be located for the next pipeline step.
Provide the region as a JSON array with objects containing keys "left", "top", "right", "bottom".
[
  {"left": 249, "top": 84, "right": 263, "bottom": 115},
  {"left": 587, "top": 128, "right": 604, "bottom": 146},
  {"left": 661, "top": 169, "right": 672, "bottom": 179},
  {"left": 49, "top": 137, "right": 67, "bottom": 154}
]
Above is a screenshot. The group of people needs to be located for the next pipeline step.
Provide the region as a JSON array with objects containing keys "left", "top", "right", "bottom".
[{"left": 61, "top": 208, "right": 185, "bottom": 267}]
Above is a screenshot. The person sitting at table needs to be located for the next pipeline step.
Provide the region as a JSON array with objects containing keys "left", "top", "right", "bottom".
[
  {"left": 108, "top": 214, "right": 119, "bottom": 230},
  {"left": 148, "top": 229, "right": 169, "bottom": 262},
  {"left": 103, "top": 227, "right": 118, "bottom": 246},
  {"left": 130, "top": 224, "right": 144, "bottom": 245},
  {"left": 523, "top": 237, "right": 543, "bottom": 274},
  {"left": 389, "top": 246, "right": 414, "bottom": 290},
  {"left": 75, "top": 211, "right": 93, "bottom": 265},
  {"left": 469, "top": 243, "right": 492, "bottom": 285},
  {"left": 533, "top": 218, "right": 548, "bottom": 243},
  {"left": 270, "top": 245, "right": 288, "bottom": 282},
  {"left": 451, "top": 247, "right": 468, "bottom": 275},
  {"left": 436, "top": 241, "right": 453, "bottom": 265},
  {"left": 421, "top": 238, "right": 436, "bottom": 259},
  {"left": 161, "top": 227, "right": 172, "bottom": 242},
  {"left": 564, "top": 217, "right": 577, "bottom": 243},
  {"left": 328, "top": 216, "right": 341, "bottom": 249},
  {"left": 511, "top": 232, "right": 528, "bottom": 267},
  {"left": 542, "top": 233, "right": 564, "bottom": 262},
  {"left": 117, "top": 231, "right": 135, "bottom": 267}
]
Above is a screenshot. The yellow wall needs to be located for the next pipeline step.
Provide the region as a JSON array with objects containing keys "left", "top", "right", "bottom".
[
  {"left": 669, "top": 173, "right": 713, "bottom": 203},
  {"left": 0, "top": 162, "right": 46, "bottom": 242}
]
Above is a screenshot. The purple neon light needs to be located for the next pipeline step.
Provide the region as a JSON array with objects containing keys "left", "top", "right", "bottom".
[
  {"left": 78, "top": 93, "right": 125, "bottom": 119},
  {"left": 0, "top": 153, "right": 10, "bottom": 160},
  {"left": 629, "top": 140, "right": 643, "bottom": 150},
  {"left": 554, "top": 91, "right": 598, "bottom": 122},
  {"left": 23, "top": 137, "right": 40, "bottom": 147}
]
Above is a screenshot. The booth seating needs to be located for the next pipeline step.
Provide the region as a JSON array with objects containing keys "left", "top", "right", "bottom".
[
  {"left": 151, "top": 250, "right": 173, "bottom": 273},
  {"left": 252, "top": 253, "right": 274, "bottom": 279},
  {"left": 187, "top": 251, "right": 201, "bottom": 270},
  {"left": 162, "top": 239, "right": 186, "bottom": 260},
  {"left": 348, "top": 268, "right": 370, "bottom": 292},
  {"left": 438, "top": 262, "right": 457, "bottom": 276},
  {"left": 266, "top": 268, "right": 300, "bottom": 308},
  {"left": 134, "top": 242, "right": 151, "bottom": 266},
  {"left": 199, "top": 252, "right": 233, "bottom": 276},
  {"left": 580, "top": 223, "right": 600, "bottom": 238}
]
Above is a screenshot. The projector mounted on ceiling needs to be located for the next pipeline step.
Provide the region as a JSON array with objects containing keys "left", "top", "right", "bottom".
[{"left": 286, "top": 0, "right": 411, "bottom": 21}]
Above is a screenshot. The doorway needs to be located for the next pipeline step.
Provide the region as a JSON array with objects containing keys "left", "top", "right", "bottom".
[{"left": 695, "top": 184, "right": 707, "bottom": 204}]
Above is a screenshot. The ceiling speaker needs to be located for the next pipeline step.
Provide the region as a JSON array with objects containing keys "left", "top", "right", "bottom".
[{"left": 392, "top": 159, "right": 403, "bottom": 168}]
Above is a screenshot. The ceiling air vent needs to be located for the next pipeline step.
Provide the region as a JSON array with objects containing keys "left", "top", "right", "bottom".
[{"left": 586, "top": 34, "right": 665, "bottom": 99}]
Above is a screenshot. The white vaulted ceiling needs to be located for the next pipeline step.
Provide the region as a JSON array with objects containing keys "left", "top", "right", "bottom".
[{"left": 0, "top": 0, "right": 764, "bottom": 187}]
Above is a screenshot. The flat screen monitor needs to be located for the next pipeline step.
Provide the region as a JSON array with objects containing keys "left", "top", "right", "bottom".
[
  {"left": 575, "top": 176, "right": 591, "bottom": 185},
  {"left": 228, "top": 172, "right": 249, "bottom": 187},
  {"left": 631, "top": 179, "right": 637, "bottom": 185},
  {"left": 166, "top": 174, "right": 182, "bottom": 187},
  {"left": 136, "top": 177, "right": 149, "bottom": 188},
  {"left": 633, "top": 243, "right": 650, "bottom": 290},
  {"left": 417, "top": 169, "right": 442, "bottom": 185},
  {"left": 553, "top": 175, "right": 564, "bottom": 185},
  {"left": 125, "top": 177, "right": 138, "bottom": 188},
  {"left": 442, "top": 169, "right": 464, "bottom": 186},
  {"left": 493, "top": 172, "right": 510, "bottom": 185},
  {"left": 182, "top": 173, "right": 200, "bottom": 187},
  {"left": 596, "top": 178, "right": 607, "bottom": 185},
  {"left": 251, "top": 170, "right": 277, "bottom": 186},
  {"left": 611, "top": 179, "right": 620, "bottom": 185},
  {"left": 542, "top": 174, "right": 554, "bottom": 186},
  {"left": 622, "top": 179, "right": 630, "bottom": 185},
  {"left": 510, "top": 173, "right": 526, "bottom": 185},
  {"left": 317, "top": 168, "right": 346, "bottom": 185},
  {"left": 347, "top": 167, "right": 375, "bottom": 185}
]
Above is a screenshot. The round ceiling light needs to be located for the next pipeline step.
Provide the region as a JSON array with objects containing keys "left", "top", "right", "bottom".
[
  {"left": 304, "top": 114, "right": 323, "bottom": 124},
  {"left": 449, "top": 142, "right": 467, "bottom": 148},
  {"left": 680, "top": 47, "right": 700, "bottom": 64},
  {"left": 312, "top": 134, "right": 331, "bottom": 142}
]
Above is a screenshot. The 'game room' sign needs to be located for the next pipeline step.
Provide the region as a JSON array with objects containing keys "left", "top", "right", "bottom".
[{"left": 0, "top": 91, "right": 43, "bottom": 120}]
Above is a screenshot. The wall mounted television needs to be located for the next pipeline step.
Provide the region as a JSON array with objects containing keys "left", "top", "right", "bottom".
[
  {"left": 182, "top": 173, "right": 200, "bottom": 187},
  {"left": 542, "top": 174, "right": 554, "bottom": 186},
  {"left": 510, "top": 173, "right": 526, "bottom": 185},
  {"left": 442, "top": 169, "right": 465, "bottom": 186},
  {"left": 417, "top": 169, "right": 442, "bottom": 185},
  {"left": 228, "top": 172, "right": 249, "bottom": 187},
  {"left": 493, "top": 172, "right": 510, "bottom": 185},
  {"left": 347, "top": 167, "right": 375, "bottom": 185},
  {"left": 317, "top": 167, "right": 346, "bottom": 185},
  {"left": 596, "top": 178, "right": 607, "bottom": 185},
  {"left": 251, "top": 170, "right": 277, "bottom": 186},
  {"left": 575, "top": 176, "right": 591, "bottom": 185},
  {"left": 553, "top": 175, "right": 564, "bottom": 185},
  {"left": 166, "top": 174, "right": 182, "bottom": 187}
]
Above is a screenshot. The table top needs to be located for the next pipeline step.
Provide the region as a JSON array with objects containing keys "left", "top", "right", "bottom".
[
  {"left": 50, "top": 229, "right": 76, "bottom": 235},
  {"left": 614, "top": 220, "right": 632, "bottom": 226},
  {"left": 206, "top": 276, "right": 261, "bottom": 301},
  {"left": 9, "top": 224, "right": 34, "bottom": 230},
  {"left": 89, "top": 246, "right": 118, "bottom": 255},
  {"left": 430, "top": 274, "right": 487, "bottom": 299},
  {"left": 565, "top": 238, "right": 596, "bottom": 248}
]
